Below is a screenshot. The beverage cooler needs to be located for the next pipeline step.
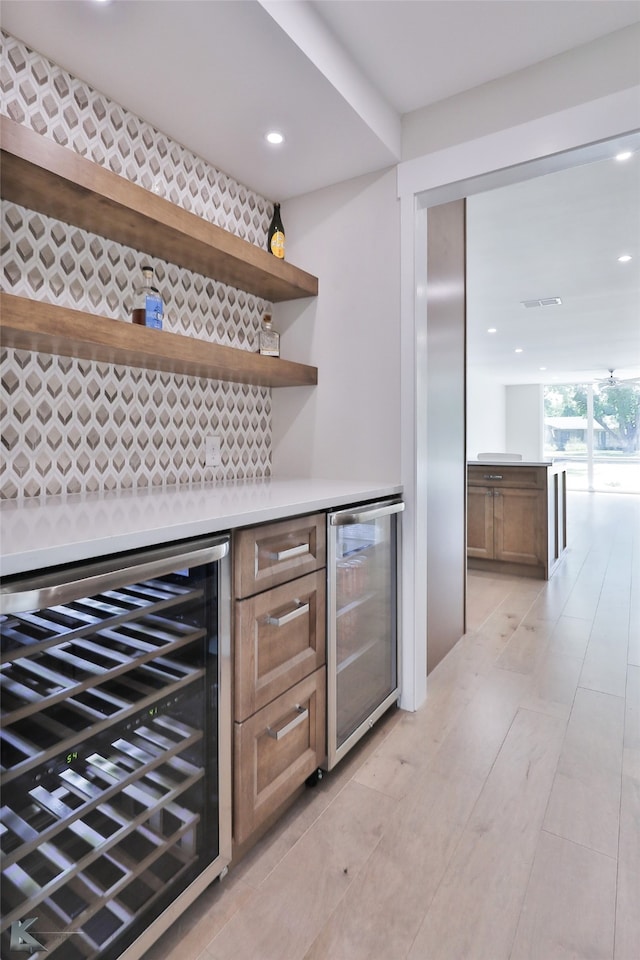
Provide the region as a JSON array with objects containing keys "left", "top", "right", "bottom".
[
  {"left": 0, "top": 535, "right": 232, "bottom": 960},
  {"left": 326, "top": 499, "right": 404, "bottom": 770}
]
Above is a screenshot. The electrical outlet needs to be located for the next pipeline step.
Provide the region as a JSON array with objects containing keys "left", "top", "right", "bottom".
[{"left": 205, "top": 434, "right": 222, "bottom": 468}]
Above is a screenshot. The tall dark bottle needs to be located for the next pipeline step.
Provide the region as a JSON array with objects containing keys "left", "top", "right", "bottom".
[{"left": 267, "top": 202, "right": 285, "bottom": 259}]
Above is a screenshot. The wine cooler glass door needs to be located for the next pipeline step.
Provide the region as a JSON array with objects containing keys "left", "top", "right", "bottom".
[
  {"left": 0, "top": 534, "right": 231, "bottom": 960},
  {"left": 327, "top": 500, "right": 403, "bottom": 770}
]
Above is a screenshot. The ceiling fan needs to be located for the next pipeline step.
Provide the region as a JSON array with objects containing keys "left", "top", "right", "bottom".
[{"left": 595, "top": 368, "right": 640, "bottom": 387}]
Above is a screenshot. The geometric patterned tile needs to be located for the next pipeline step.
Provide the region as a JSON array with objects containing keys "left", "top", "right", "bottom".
[
  {"left": 0, "top": 30, "right": 278, "bottom": 499},
  {"left": 1, "top": 202, "right": 270, "bottom": 350},
  {"left": 0, "top": 347, "right": 272, "bottom": 498},
  {"left": 0, "top": 31, "right": 274, "bottom": 244}
]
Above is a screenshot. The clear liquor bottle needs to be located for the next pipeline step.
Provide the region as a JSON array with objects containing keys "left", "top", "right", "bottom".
[
  {"left": 259, "top": 314, "right": 280, "bottom": 357},
  {"left": 131, "top": 265, "right": 163, "bottom": 329}
]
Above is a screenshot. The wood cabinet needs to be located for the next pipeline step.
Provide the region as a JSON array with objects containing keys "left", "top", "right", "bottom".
[
  {"left": 233, "top": 513, "right": 326, "bottom": 597},
  {"left": 467, "top": 463, "right": 567, "bottom": 579},
  {"left": 233, "top": 669, "right": 325, "bottom": 845},
  {"left": 0, "top": 116, "right": 318, "bottom": 388},
  {"left": 468, "top": 485, "right": 545, "bottom": 565},
  {"left": 467, "top": 485, "right": 495, "bottom": 560},
  {"left": 234, "top": 570, "right": 326, "bottom": 721},
  {"left": 232, "top": 514, "right": 326, "bottom": 845}
]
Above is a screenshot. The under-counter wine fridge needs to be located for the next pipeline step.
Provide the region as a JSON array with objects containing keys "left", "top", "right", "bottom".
[
  {"left": 326, "top": 499, "right": 403, "bottom": 770},
  {"left": 0, "top": 534, "right": 232, "bottom": 960}
]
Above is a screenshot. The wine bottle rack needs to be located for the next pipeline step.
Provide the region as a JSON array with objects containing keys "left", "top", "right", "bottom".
[
  {"left": 1, "top": 563, "right": 219, "bottom": 960},
  {"left": 1, "top": 577, "right": 202, "bottom": 663}
]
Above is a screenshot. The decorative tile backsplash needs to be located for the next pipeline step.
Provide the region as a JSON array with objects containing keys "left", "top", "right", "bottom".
[
  {"left": 0, "top": 31, "right": 271, "bottom": 242},
  {"left": 0, "top": 31, "right": 276, "bottom": 500},
  {"left": 0, "top": 348, "right": 271, "bottom": 499}
]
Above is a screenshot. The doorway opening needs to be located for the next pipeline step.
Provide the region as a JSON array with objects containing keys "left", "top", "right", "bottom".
[{"left": 399, "top": 107, "right": 640, "bottom": 712}]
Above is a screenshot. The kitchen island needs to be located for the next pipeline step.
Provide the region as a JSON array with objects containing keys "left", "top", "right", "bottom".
[{"left": 467, "top": 461, "right": 567, "bottom": 579}]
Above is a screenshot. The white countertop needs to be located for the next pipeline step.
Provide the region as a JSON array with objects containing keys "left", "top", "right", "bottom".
[{"left": 0, "top": 477, "right": 403, "bottom": 577}]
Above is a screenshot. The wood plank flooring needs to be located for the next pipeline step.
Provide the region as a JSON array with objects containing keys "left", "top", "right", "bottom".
[{"left": 143, "top": 491, "right": 639, "bottom": 960}]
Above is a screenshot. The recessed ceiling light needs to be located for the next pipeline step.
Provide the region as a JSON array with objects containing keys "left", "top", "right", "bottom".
[
  {"left": 266, "top": 131, "right": 284, "bottom": 145},
  {"left": 618, "top": 254, "right": 632, "bottom": 263},
  {"left": 615, "top": 151, "right": 633, "bottom": 161},
  {"left": 515, "top": 348, "right": 523, "bottom": 353},
  {"left": 539, "top": 366, "right": 547, "bottom": 371},
  {"left": 487, "top": 328, "right": 497, "bottom": 333}
]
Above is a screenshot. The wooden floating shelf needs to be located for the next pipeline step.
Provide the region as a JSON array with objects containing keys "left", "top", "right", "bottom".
[
  {"left": 0, "top": 294, "right": 318, "bottom": 389},
  {"left": 0, "top": 116, "right": 318, "bottom": 303}
]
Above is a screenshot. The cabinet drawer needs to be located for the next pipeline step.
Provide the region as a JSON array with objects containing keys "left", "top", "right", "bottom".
[
  {"left": 234, "top": 668, "right": 325, "bottom": 844},
  {"left": 234, "top": 570, "right": 326, "bottom": 722},
  {"left": 468, "top": 465, "right": 545, "bottom": 489},
  {"left": 234, "top": 513, "right": 326, "bottom": 598}
]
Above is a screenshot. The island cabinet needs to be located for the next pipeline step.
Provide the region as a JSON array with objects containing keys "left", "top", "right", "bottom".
[
  {"left": 467, "top": 462, "right": 567, "bottom": 580},
  {"left": 232, "top": 514, "right": 326, "bottom": 847}
]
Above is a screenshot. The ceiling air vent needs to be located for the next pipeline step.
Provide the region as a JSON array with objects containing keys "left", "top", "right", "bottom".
[{"left": 521, "top": 297, "right": 562, "bottom": 308}]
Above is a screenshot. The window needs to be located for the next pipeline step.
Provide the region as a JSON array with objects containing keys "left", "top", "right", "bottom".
[{"left": 544, "top": 382, "right": 640, "bottom": 493}]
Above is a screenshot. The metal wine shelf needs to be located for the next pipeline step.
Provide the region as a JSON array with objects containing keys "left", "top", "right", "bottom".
[
  {"left": 1, "top": 577, "right": 203, "bottom": 663},
  {"left": 1, "top": 579, "right": 206, "bottom": 784},
  {"left": 2, "top": 751, "right": 201, "bottom": 932},
  {"left": 1, "top": 715, "right": 202, "bottom": 869},
  {"left": 0, "top": 571, "right": 213, "bottom": 959}
]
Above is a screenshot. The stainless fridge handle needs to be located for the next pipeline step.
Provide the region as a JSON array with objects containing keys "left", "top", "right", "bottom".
[
  {"left": 329, "top": 501, "right": 404, "bottom": 526},
  {"left": 0, "top": 535, "right": 230, "bottom": 615}
]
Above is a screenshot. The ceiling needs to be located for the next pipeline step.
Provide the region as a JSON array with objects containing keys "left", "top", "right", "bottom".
[
  {"left": 2, "top": 0, "right": 639, "bottom": 386},
  {"left": 467, "top": 149, "right": 640, "bottom": 386}
]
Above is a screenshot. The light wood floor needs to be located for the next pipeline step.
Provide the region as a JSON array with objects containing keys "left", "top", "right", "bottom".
[{"left": 144, "top": 491, "right": 639, "bottom": 960}]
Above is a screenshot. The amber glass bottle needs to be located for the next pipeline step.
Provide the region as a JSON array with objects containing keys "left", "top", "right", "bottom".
[{"left": 267, "top": 203, "right": 285, "bottom": 259}]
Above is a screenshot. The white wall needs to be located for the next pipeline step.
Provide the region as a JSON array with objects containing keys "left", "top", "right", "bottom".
[
  {"left": 402, "top": 24, "right": 640, "bottom": 160},
  {"left": 466, "top": 370, "right": 506, "bottom": 459},
  {"left": 466, "top": 379, "right": 545, "bottom": 463},
  {"left": 271, "top": 167, "right": 401, "bottom": 482},
  {"left": 505, "top": 384, "right": 545, "bottom": 461}
]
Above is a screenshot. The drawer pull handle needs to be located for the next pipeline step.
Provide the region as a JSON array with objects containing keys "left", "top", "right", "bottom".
[
  {"left": 267, "top": 705, "right": 308, "bottom": 740},
  {"left": 265, "top": 601, "right": 310, "bottom": 627},
  {"left": 270, "top": 543, "right": 310, "bottom": 561},
  {"left": 483, "top": 474, "right": 503, "bottom": 480}
]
